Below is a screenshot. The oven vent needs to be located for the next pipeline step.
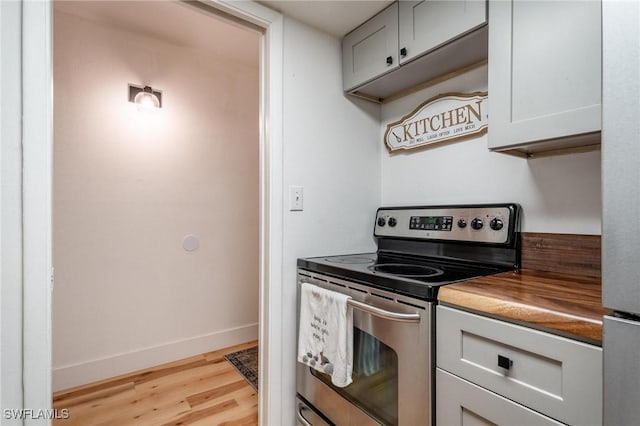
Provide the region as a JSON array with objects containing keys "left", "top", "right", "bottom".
[
  {"left": 345, "top": 285, "right": 366, "bottom": 293},
  {"left": 371, "top": 292, "right": 394, "bottom": 301},
  {"left": 397, "top": 299, "right": 425, "bottom": 310}
]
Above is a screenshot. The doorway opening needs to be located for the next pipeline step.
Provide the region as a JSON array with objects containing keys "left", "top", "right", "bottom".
[{"left": 51, "top": 2, "right": 262, "bottom": 423}]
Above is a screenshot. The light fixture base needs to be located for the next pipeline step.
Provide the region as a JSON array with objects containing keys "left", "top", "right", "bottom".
[{"left": 128, "top": 84, "right": 162, "bottom": 108}]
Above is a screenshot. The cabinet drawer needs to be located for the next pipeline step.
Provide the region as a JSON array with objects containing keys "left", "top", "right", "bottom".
[
  {"left": 436, "top": 368, "right": 562, "bottom": 426},
  {"left": 436, "top": 306, "right": 602, "bottom": 425}
]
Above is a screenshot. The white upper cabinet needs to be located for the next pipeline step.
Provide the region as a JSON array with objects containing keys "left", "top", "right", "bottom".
[
  {"left": 343, "top": 1, "right": 488, "bottom": 101},
  {"left": 399, "top": 1, "right": 486, "bottom": 64},
  {"left": 342, "top": 3, "right": 399, "bottom": 92},
  {"left": 488, "top": 0, "right": 602, "bottom": 153}
]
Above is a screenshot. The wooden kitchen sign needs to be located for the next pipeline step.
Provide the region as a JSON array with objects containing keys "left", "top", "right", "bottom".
[{"left": 384, "top": 92, "right": 488, "bottom": 152}]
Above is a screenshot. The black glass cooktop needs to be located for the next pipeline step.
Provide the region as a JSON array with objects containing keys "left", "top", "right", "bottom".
[{"left": 297, "top": 252, "right": 510, "bottom": 301}]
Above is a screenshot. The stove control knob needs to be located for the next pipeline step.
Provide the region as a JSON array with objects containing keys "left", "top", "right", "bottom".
[
  {"left": 377, "top": 217, "right": 386, "bottom": 227},
  {"left": 457, "top": 218, "right": 467, "bottom": 229},
  {"left": 490, "top": 217, "right": 504, "bottom": 231},
  {"left": 470, "top": 218, "right": 484, "bottom": 230},
  {"left": 388, "top": 217, "right": 397, "bottom": 227}
]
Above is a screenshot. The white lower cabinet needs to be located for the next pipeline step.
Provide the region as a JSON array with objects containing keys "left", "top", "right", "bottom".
[
  {"left": 437, "top": 369, "right": 562, "bottom": 426},
  {"left": 436, "top": 305, "right": 602, "bottom": 426}
]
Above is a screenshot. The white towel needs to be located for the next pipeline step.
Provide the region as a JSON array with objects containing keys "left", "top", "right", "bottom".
[{"left": 297, "top": 282, "right": 353, "bottom": 387}]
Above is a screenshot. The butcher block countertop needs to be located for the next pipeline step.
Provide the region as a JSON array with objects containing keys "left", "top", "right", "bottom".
[{"left": 438, "top": 269, "right": 608, "bottom": 345}]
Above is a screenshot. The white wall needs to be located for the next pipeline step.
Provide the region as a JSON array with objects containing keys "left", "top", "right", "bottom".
[
  {"left": 53, "top": 9, "right": 260, "bottom": 390},
  {"left": 280, "top": 17, "right": 382, "bottom": 424},
  {"left": 380, "top": 65, "right": 601, "bottom": 234}
]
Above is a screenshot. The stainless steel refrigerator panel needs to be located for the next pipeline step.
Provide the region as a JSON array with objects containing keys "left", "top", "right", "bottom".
[
  {"left": 604, "top": 315, "right": 640, "bottom": 425},
  {"left": 602, "top": 0, "right": 640, "bottom": 314}
]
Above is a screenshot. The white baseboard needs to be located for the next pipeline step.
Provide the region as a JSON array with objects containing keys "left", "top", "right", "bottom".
[{"left": 52, "top": 323, "right": 258, "bottom": 392}]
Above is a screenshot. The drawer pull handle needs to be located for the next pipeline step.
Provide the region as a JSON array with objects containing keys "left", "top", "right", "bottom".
[{"left": 498, "top": 354, "right": 513, "bottom": 370}]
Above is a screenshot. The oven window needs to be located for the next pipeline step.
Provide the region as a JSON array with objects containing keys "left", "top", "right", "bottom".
[{"left": 311, "top": 327, "right": 399, "bottom": 426}]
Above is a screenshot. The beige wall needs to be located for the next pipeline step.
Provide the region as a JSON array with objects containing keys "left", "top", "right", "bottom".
[{"left": 52, "top": 8, "right": 259, "bottom": 390}]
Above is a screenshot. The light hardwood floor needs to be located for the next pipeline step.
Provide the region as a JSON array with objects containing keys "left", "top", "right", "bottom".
[{"left": 53, "top": 341, "right": 258, "bottom": 426}]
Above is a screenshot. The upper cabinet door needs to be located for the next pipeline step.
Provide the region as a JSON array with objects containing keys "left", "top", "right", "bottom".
[
  {"left": 488, "top": 0, "right": 601, "bottom": 151},
  {"left": 399, "top": 1, "right": 487, "bottom": 65},
  {"left": 342, "top": 3, "right": 399, "bottom": 92}
]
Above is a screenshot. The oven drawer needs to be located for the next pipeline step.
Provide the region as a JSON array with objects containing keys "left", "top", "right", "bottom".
[
  {"left": 296, "top": 397, "right": 333, "bottom": 426},
  {"left": 436, "top": 369, "right": 562, "bottom": 426},
  {"left": 436, "top": 305, "right": 602, "bottom": 425}
]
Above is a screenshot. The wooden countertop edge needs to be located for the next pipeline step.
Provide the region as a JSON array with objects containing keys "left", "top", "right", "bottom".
[{"left": 438, "top": 286, "right": 605, "bottom": 344}]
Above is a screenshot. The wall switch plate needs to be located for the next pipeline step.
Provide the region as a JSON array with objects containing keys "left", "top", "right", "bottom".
[{"left": 289, "top": 186, "right": 303, "bottom": 211}]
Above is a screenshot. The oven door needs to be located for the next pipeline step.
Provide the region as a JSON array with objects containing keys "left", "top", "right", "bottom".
[{"left": 296, "top": 271, "right": 433, "bottom": 426}]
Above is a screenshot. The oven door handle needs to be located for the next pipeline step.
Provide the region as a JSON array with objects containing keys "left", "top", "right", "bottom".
[{"left": 348, "top": 299, "right": 420, "bottom": 322}]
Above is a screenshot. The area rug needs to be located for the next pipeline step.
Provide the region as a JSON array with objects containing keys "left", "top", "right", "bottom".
[{"left": 224, "top": 346, "right": 258, "bottom": 391}]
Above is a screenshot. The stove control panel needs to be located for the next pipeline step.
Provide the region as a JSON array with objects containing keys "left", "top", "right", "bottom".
[{"left": 374, "top": 204, "right": 519, "bottom": 244}]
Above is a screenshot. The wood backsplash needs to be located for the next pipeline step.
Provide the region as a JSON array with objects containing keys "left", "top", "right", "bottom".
[{"left": 521, "top": 233, "right": 601, "bottom": 277}]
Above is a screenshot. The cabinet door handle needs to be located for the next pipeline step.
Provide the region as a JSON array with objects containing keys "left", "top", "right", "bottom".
[
  {"left": 400, "top": 47, "right": 407, "bottom": 57},
  {"left": 386, "top": 56, "right": 393, "bottom": 65},
  {"left": 498, "top": 354, "right": 513, "bottom": 370}
]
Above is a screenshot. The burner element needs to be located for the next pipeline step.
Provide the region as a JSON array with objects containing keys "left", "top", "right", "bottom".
[{"left": 369, "top": 263, "right": 444, "bottom": 278}]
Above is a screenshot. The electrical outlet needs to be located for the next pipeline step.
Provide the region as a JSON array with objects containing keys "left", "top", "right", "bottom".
[{"left": 289, "top": 186, "right": 303, "bottom": 211}]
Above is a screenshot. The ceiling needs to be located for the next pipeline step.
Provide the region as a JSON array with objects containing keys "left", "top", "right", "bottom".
[
  {"left": 53, "top": 1, "right": 260, "bottom": 68},
  {"left": 53, "top": 1, "right": 394, "bottom": 64},
  {"left": 259, "top": 1, "right": 394, "bottom": 37}
]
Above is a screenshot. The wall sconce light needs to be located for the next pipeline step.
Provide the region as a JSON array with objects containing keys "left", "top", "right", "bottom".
[{"left": 128, "top": 84, "right": 162, "bottom": 112}]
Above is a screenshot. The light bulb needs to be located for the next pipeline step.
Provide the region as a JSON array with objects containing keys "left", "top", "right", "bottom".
[{"left": 133, "top": 86, "right": 160, "bottom": 112}]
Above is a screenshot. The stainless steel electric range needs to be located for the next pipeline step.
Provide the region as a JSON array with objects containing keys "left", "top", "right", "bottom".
[{"left": 296, "top": 203, "right": 521, "bottom": 426}]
